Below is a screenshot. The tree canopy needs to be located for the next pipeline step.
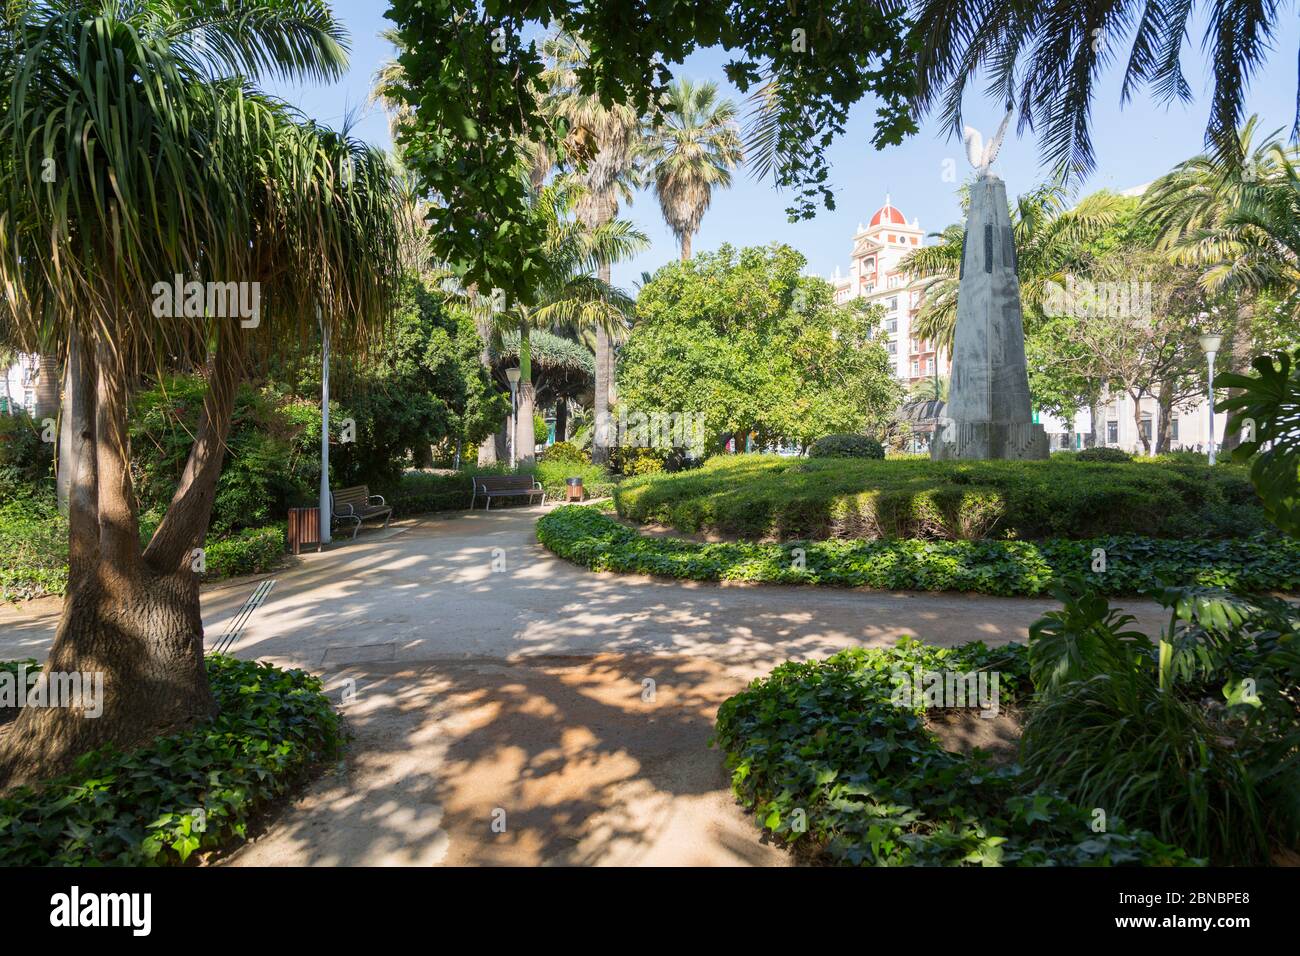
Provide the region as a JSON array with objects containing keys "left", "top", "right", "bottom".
[{"left": 619, "top": 243, "right": 901, "bottom": 450}]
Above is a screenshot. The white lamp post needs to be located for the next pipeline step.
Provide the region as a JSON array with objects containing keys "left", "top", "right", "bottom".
[
  {"left": 505, "top": 367, "right": 521, "bottom": 469},
  {"left": 1198, "top": 333, "right": 1223, "bottom": 466}
]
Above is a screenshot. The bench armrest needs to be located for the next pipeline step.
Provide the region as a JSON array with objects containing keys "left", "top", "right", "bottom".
[{"left": 368, "top": 494, "right": 386, "bottom": 506}]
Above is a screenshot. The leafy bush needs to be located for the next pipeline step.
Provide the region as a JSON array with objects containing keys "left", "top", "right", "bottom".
[
  {"left": 0, "top": 412, "right": 52, "bottom": 483},
  {"left": 713, "top": 638, "right": 1193, "bottom": 866},
  {"left": 1021, "top": 579, "right": 1297, "bottom": 863},
  {"left": 1076, "top": 446, "right": 1133, "bottom": 463},
  {"left": 0, "top": 655, "right": 341, "bottom": 865},
  {"left": 537, "top": 506, "right": 1300, "bottom": 596},
  {"left": 613, "top": 453, "right": 1264, "bottom": 541},
  {"left": 202, "top": 526, "right": 285, "bottom": 579},
  {"left": 534, "top": 460, "right": 617, "bottom": 500},
  {"left": 0, "top": 496, "right": 68, "bottom": 601},
  {"left": 614, "top": 446, "right": 667, "bottom": 476},
  {"left": 543, "top": 441, "right": 589, "bottom": 464},
  {"left": 808, "top": 434, "right": 885, "bottom": 459}
]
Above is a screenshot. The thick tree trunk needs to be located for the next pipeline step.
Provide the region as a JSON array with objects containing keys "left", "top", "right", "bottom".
[
  {"left": 412, "top": 442, "right": 433, "bottom": 469},
  {"left": 554, "top": 399, "right": 568, "bottom": 444},
  {"left": 592, "top": 325, "right": 612, "bottom": 465},
  {"left": 1087, "top": 400, "right": 1101, "bottom": 448},
  {"left": 56, "top": 350, "right": 76, "bottom": 515},
  {"left": 1131, "top": 391, "right": 1151, "bottom": 454},
  {"left": 34, "top": 352, "right": 59, "bottom": 423},
  {"left": 1155, "top": 388, "right": 1174, "bottom": 454},
  {"left": 0, "top": 329, "right": 238, "bottom": 788},
  {"left": 681, "top": 232, "right": 692, "bottom": 261}
]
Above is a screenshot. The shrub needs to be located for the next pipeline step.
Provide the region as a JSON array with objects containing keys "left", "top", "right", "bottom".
[
  {"left": 537, "top": 506, "right": 1300, "bottom": 596},
  {"left": 1076, "top": 446, "right": 1133, "bottom": 463},
  {"left": 534, "top": 412, "right": 549, "bottom": 446},
  {"left": 1021, "top": 579, "right": 1300, "bottom": 863},
  {"left": 543, "top": 441, "right": 589, "bottom": 464},
  {"left": 615, "top": 446, "right": 667, "bottom": 476},
  {"left": 202, "top": 525, "right": 285, "bottom": 579},
  {"left": 533, "top": 460, "right": 618, "bottom": 500},
  {"left": 0, "top": 655, "right": 341, "bottom": 865},
  {"left": 713, "top": 639, "right": 1193, "bottom": 866},
  {"left": 0, "top": 413, "right": 52, "bottom": 483},
  {"left": 0, "top": 496, "right": 68, "bottom": 601},
  {"left": 613, "top": 453, "right": 1265, "bottom": 541},
  {"left": 808, "top": 434, "right": 885, "bottom": 459}
]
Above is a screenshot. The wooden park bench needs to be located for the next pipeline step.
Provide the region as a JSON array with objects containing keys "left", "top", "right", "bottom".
[
  {"left": 330, "top": 485, "right": 392, "bottom": 539},
  {"left": 470, "top": 475, "right": 546, "bottom": 510}
]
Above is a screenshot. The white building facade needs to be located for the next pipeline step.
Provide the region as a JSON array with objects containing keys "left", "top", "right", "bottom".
[
  {"left": 830, "top": 197, "right": 947, "bottom": 386},
  {"left": 1, "top": 354, "right": 39, "bottom": 416}
]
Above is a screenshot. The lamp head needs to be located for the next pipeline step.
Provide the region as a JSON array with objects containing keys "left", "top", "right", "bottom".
[
  {"left": 1198, "top": 334, "right": 1223, "bottom": 355},
  {"left": 505, "top": 367, "right": 521, "bottom": 386}
]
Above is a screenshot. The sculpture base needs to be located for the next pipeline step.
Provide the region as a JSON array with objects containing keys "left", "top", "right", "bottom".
[{"left": 931, "top": 421, "right": 1050, "bottom": 461}]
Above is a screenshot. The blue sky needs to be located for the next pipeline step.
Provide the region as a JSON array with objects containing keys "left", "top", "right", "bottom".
[{"left": 265, "top": 3, "right": 1300, "bottom": 291}]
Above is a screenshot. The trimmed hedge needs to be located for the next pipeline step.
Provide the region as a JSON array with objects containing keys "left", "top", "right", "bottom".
[
  {"left": 0, "top": 498, "right": 68, "bottom": 601},
  {"left": 0, "top": 655, "right": 341, "bottom": 865},
  {"left": 202, "top": 525, "right": 285, "bottom": 579},
  {"left": 537, "top": 505, "right": 1300, "bottom": 596},
  {"left": 713, "top": 639, "right": 1195, "bottom": 866},
  {"left": 808, "top": 434, "right": 885, "bottom": 459},
  {"left": 613, "top": 453, "right": 1264, "bottom": 541}
]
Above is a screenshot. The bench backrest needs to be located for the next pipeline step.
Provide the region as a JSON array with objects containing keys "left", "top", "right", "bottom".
[
  {"left": 331, "top": 485, "right": 371, "bottom": 514},
  {"left": 473, "top": 475, "right": 536, "bottom": 492}
]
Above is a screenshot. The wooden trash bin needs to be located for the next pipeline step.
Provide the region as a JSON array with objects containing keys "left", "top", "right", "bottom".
[
  {"left": 565, "top": 477, "right": 584, "bottom": 502},
  {"left": 287, "top": 507, "right": 322, "bottom": 554}
]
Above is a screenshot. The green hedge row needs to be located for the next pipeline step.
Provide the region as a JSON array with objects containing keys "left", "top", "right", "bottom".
[
  {"left": 614, "top": 454, "right": 1264, "bottom": 541},
  {"left": 0, "top": 655, "right": 341, "bottom": 865},
  {"left": 202, "top": 525, "right": 286, "bottom": 579},
  {"left": 713, "top": 639, "right": 1195, "bottom": 866},
  {"left": 537, "top": 506, "right": 1300, "bottom": 596}
]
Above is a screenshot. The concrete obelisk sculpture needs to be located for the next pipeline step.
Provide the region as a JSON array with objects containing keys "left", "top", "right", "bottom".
[{"left": 931, "top": 112, "right": 1049, "bottom": 461}]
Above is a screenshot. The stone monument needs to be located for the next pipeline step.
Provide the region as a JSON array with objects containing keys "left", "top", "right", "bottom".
[{"left": 931, "top": 112, "right": 1049, "bottom": 461}]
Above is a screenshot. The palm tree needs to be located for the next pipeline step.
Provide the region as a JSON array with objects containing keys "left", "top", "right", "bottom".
[
  {"left": 911, "top": 0, "right": 1293, "bottom": 179},
  {"left": 540, "top": 31, "right": 642, "bottom": 464},
  {"left": 1143, "top": 117, "right": 1300, "bottom": 449},
  {"left": 0, "top": 0, "right": 403, "bottom": 786},
  {"left": 900, "top": 181, "right": 1126, "bottom": 352},
  {"left": 642, "top": 79, "right": 743, "bottom": 261},
  {"left": 465, "top": 179, "right": 645, "bottom": 466}
]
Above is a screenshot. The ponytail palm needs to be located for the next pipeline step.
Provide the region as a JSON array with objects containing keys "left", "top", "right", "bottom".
[{"left": 0, "top": 0, "right": 404, "bottom": 785}]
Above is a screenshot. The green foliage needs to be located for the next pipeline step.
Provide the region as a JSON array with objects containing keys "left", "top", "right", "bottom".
[
  {"left": 1076, "top": 446, "right": 1134, "bottom": 463},
  {"left": 1022, "top": 579, "right": 1300, "bottom": 863},
  {"left": 0, "top": 495, "right": 67, "bottom": 602},
  {"left": 538, "top": 506, "right": 1300, "bottom": 596},
  {"left": 382, "top": 462, "right": 619, "bottom": 515},
  {"left": 131, "top": 376, "right": 312, "bottom": 534},
  {"left": 612, "top": 446, "right": 668, "bottom": 476},
  {"left": 534, "top": 413, "right": 550, "bottom": 446},
  {"left": 0, "top": 656, "right": 341, "bottom": 865},
  {"left": 544, "top": 441, "right": 589, "bottom": 464},
  {"left": 1219, "top": 350, "right": 1300, "bottom": 536},
  {"left": 0, "top": 412, "right": 52, "bottom": 483},
  {"left": 620, "top": 245, "right": 901, "bottom": 451},
  {"left": 386, "top": 1, "right": 916, "bottom": 307},
  {"left": 202, "top": 526, "right": 285, "bottom": 579},
  {"left": 713, "top": 638, "right": 1193, "bottom": 866},
  {"left": 808, "top": 434, "right": 885, "bottom": 460},
  {"left": 613, "top": 454, "right": 1265, "bottom": 541}
]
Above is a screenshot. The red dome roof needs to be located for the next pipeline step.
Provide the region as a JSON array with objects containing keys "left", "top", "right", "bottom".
[{"left": 869, "top": 199, "right": 907, "bottom": 227}]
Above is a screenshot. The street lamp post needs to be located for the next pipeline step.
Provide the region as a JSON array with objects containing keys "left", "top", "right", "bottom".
[
  {"left": 505, "top": 367, "right": 521, "bottom": 469},
  {"left": 1198, "top": 334, "right": 1223, "bottom": 466}
]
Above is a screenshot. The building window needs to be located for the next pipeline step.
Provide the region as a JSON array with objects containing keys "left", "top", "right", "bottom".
[
  {"left": 911, "top": 360, "right": 919, "bottom": 376},
  {"left": 1171, "top": 417, "right": 1179, "bottom": 441},
  {"left": 887, "top": 296, "right": 898, "bottom": 312},
  {"left": 1107, "top": 420, "right": 1118, "bottom": 444},
  {"left": 1140, "top": 414, "right": 1152, "bottom": 443},
  {"left": 887, "top": 318, "right": 897, "bottom": 333},
  {"left": 887, "top": 342, "right": 897, "bottom": 354}
]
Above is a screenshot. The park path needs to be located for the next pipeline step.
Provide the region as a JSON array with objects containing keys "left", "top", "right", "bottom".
[{"left": 0, "top": 506, "right": 1167, "bottom": 866}]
